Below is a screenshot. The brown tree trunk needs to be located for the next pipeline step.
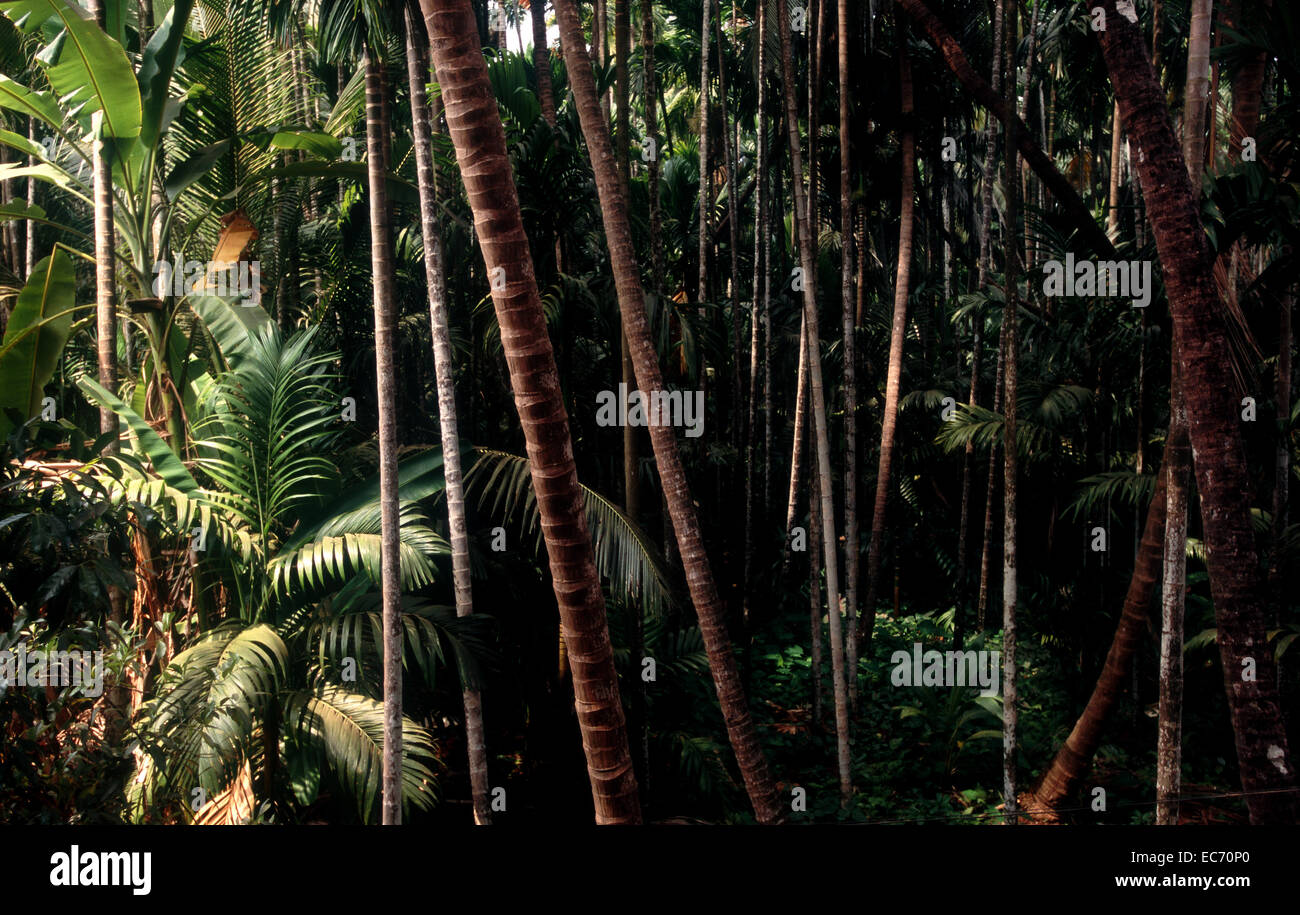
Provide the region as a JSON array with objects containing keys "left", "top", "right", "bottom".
[
  {"left": 777, "top": 0, "right": 851, "bottom": 806},
  {"left": 1094, "top": 0, "right": 1298, "bottom": 823},
  {"left": 838, "top": 0, "right": 861, "bottom": 706},
  {"left": 1000, "top": 0, "right": 1020, "bottom": 824},
  {"left": 859, "top": 47, "right": 915, "bottom": 657},
  {"left": 553, "top": 0, "right": 784, "bottom": 823},
  {"left": 404, "top": 7, "right": 492, "bottom": 825},
  {"left": 421, "top": 0, "right": 641, "bottom": 824},
  {"left": 363, "top": 49, "right": 405, "bottom": 826},
  {"left": 1156, "top": 367, "right": 1190, "bottom": 825},
  {"left": 696, "top": 0, "right": 712, "bottom": 306},
  {"left": 533, "top": 0, "right": 556, "bottom": 125}
]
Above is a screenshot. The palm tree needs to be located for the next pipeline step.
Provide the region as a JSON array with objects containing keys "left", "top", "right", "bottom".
[
  {"left": 1157, "top": 0, "right": 1213, "bottom": 824},
  {"left": 361, "top": 44, "right": 404, "bottom": 826},
  {"left": 418, "top": 0, "right": 640, "bottom": 824},
  {"left": 776, "top": 0, "right": 851, "bottom": 807},
  {"left": 999, "top": 0, "right": 1020, "bottom": 823},
  {"left": 551, "top": 0, "right": 785, "bottom": 826},
  {"left": 403, "top": 3, "right": 492, "bottom": 825},
  {"left": 1094, "top": 0, "right": 1298, "bottom": 824},
  {"left": 531, "top": 0, "right": 556, "bottom": 125},
  {"left": 82, "top": 323, "right": 456, "bottom": 824},
  {"left": 860, "top": 45, "right": 916, "bottom": 655},
  {"left": 838, "top": 0, "right": 861, "bottom": 702},
  {"left": 696, "top": 0, "right": 711, "bottom": 307}
]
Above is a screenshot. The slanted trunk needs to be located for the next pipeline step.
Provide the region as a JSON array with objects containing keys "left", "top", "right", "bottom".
[
  {"left": 777, "top": 0, "right": 851, "bottom": 807},
  {"left": 421, "top": 0, "right": 641, "bottom": 823},
  {"left": 553, "top": 0, "right": 784, "bottom": 824},
  {"left": 1094, "top": 0, "right": 1298, "bottom": 823},
  {"left": 859, "top": 47, "right": 915, "bottom": 654}
]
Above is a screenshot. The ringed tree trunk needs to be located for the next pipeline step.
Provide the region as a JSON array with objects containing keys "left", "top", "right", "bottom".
[
  {"left": 838, "top": 0, "right": 861, "bottom": 705},
  {"left": 777, "top": 0, "right": 851, "bottom": 807},
  {"left": 420, "top": 0, "right": 641, "bottom": 824},
  {"left": 1094, "top": 0, "right": 1298, "bottom": 824},
  {"left": 403, "top": 6, "right": 492, "bottom": 826},
  {"left": 859, "top": 47, "right": 915, "bottom": 653},
  {"left": 363, "top": 48, "right": 405, "bottom": 826},
  {"left": 552, "top": 0, "right": 785, "bottom": 825},
  {"left": 532, "top": 0, "right": 556, "bottom": 126}
]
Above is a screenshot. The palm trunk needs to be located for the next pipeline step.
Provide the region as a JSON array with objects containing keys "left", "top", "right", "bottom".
[
  {"left": 362, "top": 49, "right": 405, "bottom": 827},
  {"left": 1106, "top": 103, "right": 1123, "bottom": 236},
  {"left": 1184, "top": 0, "right": 1214, "bottom": 181},
  {"left": 743, "top": 0, "right": 768, "bottom": 630},
  {"left": 533, "top": 0, "right": 556, "bottom": 125},
  {"left": 838, "top": 0, "right": 861, "bottom": 706},
  {"left": 783, "top": 319, "right": 810, "bottom": 567},
  {"left": 421, "top": 0, "right": 640, "bottom": 823},
  {"left": 978, "top": 0, "right": 1004, "bottom": 287},
  {"left": 1156, "top": 366, "right": 1190, "bottom": 824},
  {"left": 978, "top": 317, "right": 1008, "bottom": 628},
  {"left": 810, "top": 456, "right": 825, "bottom": 726},
  {"left": 552, "top": 0, "right": 783, "bottom": 823},
  {"left": 860, "top": 48, "right": 915, "bottom": 652},
  {"left": 777, "top": 0, "right": 851, "bottom": 807},
  {"left": 1094, "top": 0, "right": 1298, "bottom": 823},
  {"left": 404, "top": 8, "right": 492, "bottom": 825},
  {"left": 696, "top": 0, "right": 712, "bottom": 306},
  {"left": 1000, "top": 0, "right": 1020, "bottom": 823}
]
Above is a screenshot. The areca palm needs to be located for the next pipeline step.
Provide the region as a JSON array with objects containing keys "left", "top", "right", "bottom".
[{"left": 80, "top": 318, "right": 458, "bottom": 822}]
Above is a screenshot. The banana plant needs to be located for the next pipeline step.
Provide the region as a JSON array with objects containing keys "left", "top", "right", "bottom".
[{"left": 0, "top": 0, "right": 349, "bottom": 452}]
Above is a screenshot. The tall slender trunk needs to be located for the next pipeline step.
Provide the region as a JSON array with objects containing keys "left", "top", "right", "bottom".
[
  {"left": 421, "top": 0, "right": 642, "bottom": 823},
  {"left": 978, "top": 0, "right": 1004, "bottom": 287},
  {"left": 552, "top": 0, "right": 783, "bottom": 823},
  {"left": 1156, "top": 6, "right": 1212, "bottom": 822},
  {"left": 860, "top": 47, "right": 915, "bottom": 652},
  {"left": 696, "top": 0, "right": 712, "bottom": 306},
  {"left": 810, "top": 454, "right": 825, "bottom": 726},
  {"left": 404, "top": 8, "right": 492, "bottom": 825},
  {"left": 533, "top": 0, "right": 556, "bottom": 125},
  {"left": 744, "top": 0, "right": 768, "bottom": 629},
  {"left": 362, "top": 49, "right": 404, "bottom": 826},
  {"left": 783, "top": 319, "right": 810, "bottom": 566},
  {"left": 1094, "top": 0, "right": 1298, "bottom": 823},
  {"left": 1156, "top": 366, "right": 1190, "bottom": 824},
  {"left": 1107, "top": 103, "right": 1123, "bottom": 236},
  {"left": 86, "top": 0, "right": 128, "bottom": 746},
  {"left": 1184, "top": 0, "right": 1214, "bottom": 183},
  {"left": 978, "top": 317, "right": 1007, "bottom": 627},
  {"left": 777, "top": 0, "right": 851, "bottom": 807},
  {"left": 717, "top": 11, "right": 742, "bottom": 455},
  {"left": 642, "top": 0, "right": 662, "bottom": 295},
  {"left": 999, "top": 0, "right": 1020, "bottom": 824},
  {"left": 838, "top": 0, "right": 861, "bottom": 706}
]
